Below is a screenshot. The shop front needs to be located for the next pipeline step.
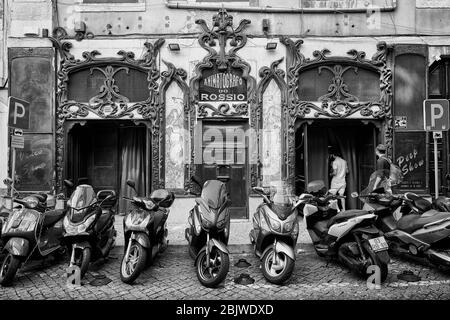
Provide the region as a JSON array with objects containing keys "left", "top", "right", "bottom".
[
  {"left": 53, "top": 38, "right": 165, "bottom": 214},
  {"left": 280, "top": 38, "right": 393, "bottom": 209}
]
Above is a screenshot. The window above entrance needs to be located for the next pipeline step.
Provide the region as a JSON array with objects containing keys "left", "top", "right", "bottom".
[{"left": 429, "top": 56, "right": 450, "bottom": 99}]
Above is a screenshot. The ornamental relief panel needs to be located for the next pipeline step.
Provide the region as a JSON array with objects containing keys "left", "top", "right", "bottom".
[{"left": 49, "top": 30, "right": 166, "bottom": 191}]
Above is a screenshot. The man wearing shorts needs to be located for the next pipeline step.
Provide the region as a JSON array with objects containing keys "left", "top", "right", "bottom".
[{"left": 329, "top": 150, "right": 348, "bottom": 210}]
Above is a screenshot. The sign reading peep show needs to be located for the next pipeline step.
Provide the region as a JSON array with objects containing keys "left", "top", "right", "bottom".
[
  {"left": 394, "top": 131, "right": 427, "bottom": 190},
  {"left": 199, "top": 66, "right": 247, "bottom": 103}
]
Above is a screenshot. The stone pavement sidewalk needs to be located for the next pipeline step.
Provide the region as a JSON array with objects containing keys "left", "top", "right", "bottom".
[{"left": 1, "top": 243, "right": 450, "bottom": 300}]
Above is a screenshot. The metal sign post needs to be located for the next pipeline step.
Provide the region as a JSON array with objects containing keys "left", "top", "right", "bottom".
[
  {"left": 433, "top": 131, "right": 443, "bottom": 199},
  {"left": 10, "top": 129, "right": 24, "bottom": 197},
  {"left": 424, "top": 99, "right": 450, "bottom": 199},
  {"left": 7, "top": 96, "right": 29, "bottom": 198}
]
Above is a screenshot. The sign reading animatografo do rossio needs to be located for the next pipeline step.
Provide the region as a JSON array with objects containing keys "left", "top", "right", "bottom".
[{"left": 199, "top": 66, "right": 247, "bottom": 102}]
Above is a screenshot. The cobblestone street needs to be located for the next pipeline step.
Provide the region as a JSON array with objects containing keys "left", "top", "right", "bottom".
[{"left": 1, "top": 242, "right": 450, "bottom": 300}]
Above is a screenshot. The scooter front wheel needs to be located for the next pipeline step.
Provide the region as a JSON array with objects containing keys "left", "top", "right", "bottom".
[
  {"left": 71, "top": 247, "right": 91, "bottom": 279},
  {"left": 196, "top": 247, "right": 229, "bottom": 288},
  {"left": 120, "top": 241, "right": 147, "bottom": 284},
  {"left": 262, "top": 248, "right": 295, "bottom": 285},
  {"left": 0, "top": 253, "right": 21, "bottom": 287},
  {"left": 363, "top": 242, "right": 388, "bottom": 283}
]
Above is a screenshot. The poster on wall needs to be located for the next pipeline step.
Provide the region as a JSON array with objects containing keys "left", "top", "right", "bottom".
[
  {"left": 14, "top": 134, "right": 53, "bottom": 191},
  {"left": 394, "top": 131, "right": 427, "bottom": 191},
  {"left": 199, "top": 65, "right": 247, "bottom": 103}
]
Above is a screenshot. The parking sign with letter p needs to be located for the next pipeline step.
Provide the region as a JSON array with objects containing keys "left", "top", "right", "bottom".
[
  {"left": 424, "top": 99, "right": 450, "bottom": 131},
  {"left": 8, "top": 96, "right": 30, "bottom": 130}
]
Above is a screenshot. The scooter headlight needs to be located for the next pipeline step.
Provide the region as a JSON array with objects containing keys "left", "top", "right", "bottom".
[
  {"left": 125, "top": 210, "right": 150, "bottom": 231},
  {"left": 284, "top": 220, "right": 295, "bottom": 232},
  {"left": 64, "top": 214, "right": 96, "bottom": 234},
  {"left": 268, "top": 217, "right": 281, "bottom": 232}
]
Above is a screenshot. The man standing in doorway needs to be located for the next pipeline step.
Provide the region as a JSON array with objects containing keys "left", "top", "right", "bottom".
[
  {"left": 373, "top": 144, "right": 391, "bottom": 192},
  {"left": 329, "top": 149, "right": 348, "bottom": 210}
]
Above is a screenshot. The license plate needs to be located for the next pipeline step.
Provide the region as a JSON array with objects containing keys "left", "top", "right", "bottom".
[{"left": 368, "top": 236, "right": 389, "bottom": 252}]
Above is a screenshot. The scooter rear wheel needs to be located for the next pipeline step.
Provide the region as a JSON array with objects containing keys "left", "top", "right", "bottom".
[
  {"left": 120, "top": 241, "right": 147, "bottom": 284},
  {"left": 196, "top": 247, "right": 229, "bottom": 288},
  {"left": 261, "top": 248, "right": 295, "bottom": 285},
  {"left": 0, "top": 253, "right": 21, "bottom": 287}
]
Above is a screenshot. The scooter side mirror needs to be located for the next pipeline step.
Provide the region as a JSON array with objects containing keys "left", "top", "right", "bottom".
[
  {"left": 64, "top": 179, "right": 74, "bottom": 188},
  {"left": 253, "top": 187, "right": 266, "bottom": 194},
  {"left": 351, "top": 192, "right": 359, "bottom": 198}
]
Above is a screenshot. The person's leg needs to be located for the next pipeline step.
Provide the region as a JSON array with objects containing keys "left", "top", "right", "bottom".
[{"left": 338, "top": 185, "right": 346, "bottom": 210}]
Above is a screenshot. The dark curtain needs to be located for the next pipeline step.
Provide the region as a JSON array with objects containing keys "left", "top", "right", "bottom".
[
  {"left": 119, "top": 126, "right": 146, "bottom": 214},
  {"left": 307, "top": 126, "right": 329, "bottom": 187},
  {"left": 328, "top": 128, "right": 359, "bottom": 209}
]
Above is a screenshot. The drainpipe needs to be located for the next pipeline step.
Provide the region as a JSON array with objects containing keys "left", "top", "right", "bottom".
[{"left": 165, "top": 0, "right": 397, "bottom": 13}]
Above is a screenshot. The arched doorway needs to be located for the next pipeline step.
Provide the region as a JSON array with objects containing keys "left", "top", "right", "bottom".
[{"left": 295, "top": 120, "right": 380, "bottom": 209}]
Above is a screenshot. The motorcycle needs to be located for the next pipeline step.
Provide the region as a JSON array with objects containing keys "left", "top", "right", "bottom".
[
  {"left": 120, "top": 179, "right": 174, "bottom": 284},
  {"left": 354, "top": 178, "right": 450, "bottom": 269},
  {"left": 300, "top": 180, "right": 390, "bottom": 282},
  {"left": 0, "top": 191, "right": 66, "bottom": 286},
  {"left": 185, "top": 176, "right": 231, "bottom": 288},
  {"left": 249, "top": 182, "right": 301, "bottom": 284},
  {"left": 63, "top": 180, "right": 117, "bottom": 278}
]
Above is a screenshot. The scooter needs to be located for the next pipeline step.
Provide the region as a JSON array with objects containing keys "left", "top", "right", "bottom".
[
  {"left": 0, "top": 178, "right": 54, "bottom": 253},
  {"left": 0, "top": 192, "right": 66, "bottom": 286},
  {"left": 301, "top": 180, "right": 390, "bottom": 282},
  {"left": 63, "top": 180, "right": 117, "bottom": 278},
  {"left": 120, "top": 179, "right": 174, "bottom": 284},
  {"left": 185, "top": 176, "right": 231, "bottom": 288},
  {"left": 249, "top": 183, "right": 301, "bottom": 284},
  {"left": 354, "top": 185, "right": 450, "bottom": 270}
]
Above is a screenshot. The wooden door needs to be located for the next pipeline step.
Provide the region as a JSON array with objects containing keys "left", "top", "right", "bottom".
[
  {"left": 200, "top": 122, "right": 248, "bottom": 219},
  {"left": 88, "top": 125, "right": 119, "bottom": 192}
]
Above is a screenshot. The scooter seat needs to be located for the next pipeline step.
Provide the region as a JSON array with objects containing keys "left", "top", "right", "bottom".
[
  {"left": 42, "top": 209, "right": 66, "bottom": 227},
  {"left": 405, "top": 193, "right": 432, "bottom": 212},
  {"left": 397, "top": 211, "right": 450, "bottom": 233},
  {"left": 327, "top": 210, "right": 370, "bottom": 228}
]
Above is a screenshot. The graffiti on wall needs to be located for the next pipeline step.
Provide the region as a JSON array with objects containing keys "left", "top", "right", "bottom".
[
  {"left": 262, "top": 80, "right": 282, "bottom": 186},
  {"left": 165, "top": 84, "right": 185, "bottom": 189}
]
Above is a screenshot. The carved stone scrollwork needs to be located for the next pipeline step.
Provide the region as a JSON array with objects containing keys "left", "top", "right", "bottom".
[
  {"left": 197, "top": 103, "right": 249, "bottom": 117},
  {"left": 280, "top": 37, "right": 393, "bottom": 185},
  {"left": 53, "top": 34, "right": 165, "bottom": 192},
  {"left": 159, "top": 60, "right": 191, "bottom": 192}
]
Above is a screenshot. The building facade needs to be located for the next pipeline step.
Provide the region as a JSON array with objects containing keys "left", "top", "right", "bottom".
[{"left": 1, "top": 0, "right": 450, "bottom": 218}]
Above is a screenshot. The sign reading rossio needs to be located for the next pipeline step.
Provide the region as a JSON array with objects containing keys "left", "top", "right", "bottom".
[{"left": 199, "top": 66, "right": 247, "bottom": 102}]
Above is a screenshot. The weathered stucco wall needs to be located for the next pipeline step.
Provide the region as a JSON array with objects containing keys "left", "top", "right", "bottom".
[{"left": 50, "top": 0, "right": 449, "bottom": 39}]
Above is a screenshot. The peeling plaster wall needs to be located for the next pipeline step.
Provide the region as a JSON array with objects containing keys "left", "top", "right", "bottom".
[{"left": 52, "top": 0, "right": 449, "bottom": 38}]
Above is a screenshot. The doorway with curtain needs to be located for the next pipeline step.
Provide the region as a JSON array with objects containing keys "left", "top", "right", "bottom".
[
  {"left": 67, "top": 120, "right": 149, "bottom": 215},
  {"left": 295, "top": 120, "right": 379, "bottom": 209}
]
